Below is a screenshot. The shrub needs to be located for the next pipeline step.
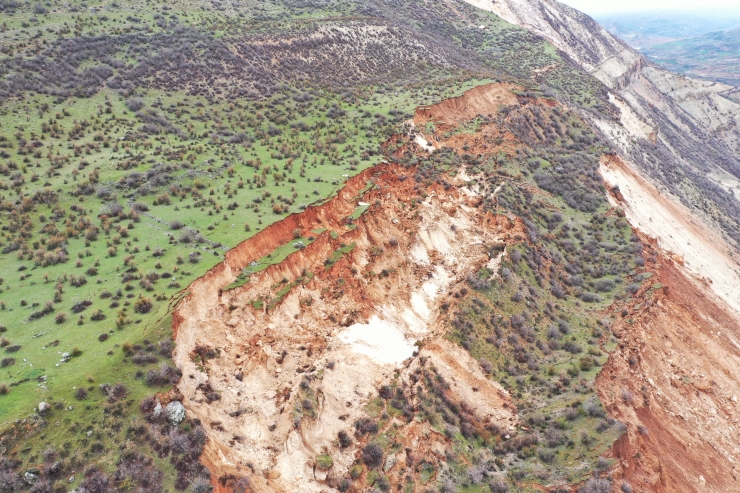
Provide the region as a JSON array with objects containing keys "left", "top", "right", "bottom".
[
  {"left": 338, "top": 430, "right": 352, "bottom": 448},
  {"left": 579, "top": 478, "right": 611, "bottom": 493},
  {"left": 316, "top": 454, "right": 333, "bottom": 470},
  {"left": 169, "top": 220, "right": 185, "bottom": 230},
  {"left": 579, "top": 356, "right": 594, "bottom": 371},
  {"left": 595, "top": 279, "right": 615, "bottom": 292},
  {"left": 538, "top": 448, "right": 555, "bottom": 463},
  {"left": 489, "top": 481, "right": 509, "bottom": 493},
  {"left": 233, "top": 477, "right": 251, "bottom": 493},
  {"left": 563, "top": 342, "right": 582, "bottom": 354},
  {"left": 75, "top": 388, "right": 88, "bottom": 400},
  {"left": 125, "top": 98, "right": 145, "bottom": 112},
  {"left": 108, "top": 383, "right": 127, "bottom": 401},
  {"left": 134, "top": 297, "right": 153, "bottom": 314},
  {"left": 354, "top": 418, "right": 378, "bottom": 436},
  {"left": 190, "top": 478, "right": 212, "bottom": 493},
  {"left": 1, "top": 357, "right": 14, "bottom": 367},
  {"left": 361, "top": 443, "right": 383, "bottom": 468}
]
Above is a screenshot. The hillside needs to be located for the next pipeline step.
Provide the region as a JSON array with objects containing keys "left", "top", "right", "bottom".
[{"left": 0, "top": 0, "right": 739, "bottom": 492}]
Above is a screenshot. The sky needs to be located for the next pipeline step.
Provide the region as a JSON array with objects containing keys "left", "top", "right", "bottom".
[{"left": 560, "top": 0, "right": 740, "bottom": 16}]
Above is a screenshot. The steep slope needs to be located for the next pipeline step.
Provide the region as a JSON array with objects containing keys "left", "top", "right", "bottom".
[
  {"left": 464, "top": 0, "right": 740, "bottom": 250},
  {"left": 171, "top": 163, "right": 522, "bottom": 491},
  {"left": 169, "top": 82, "right": 652, "bottom": 492}
]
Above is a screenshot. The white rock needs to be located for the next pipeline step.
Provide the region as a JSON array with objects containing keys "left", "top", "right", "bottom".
[
  {"left": 152, "top": 400, "right": 163, "bottom": 419},
  {"left": 166, "top": 400, "right": 186, "bottom": 425}
]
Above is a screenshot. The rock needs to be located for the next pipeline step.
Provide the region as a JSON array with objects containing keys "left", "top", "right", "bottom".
[
  {"left": 60, "top": 352, "right": 70, "bottom": 362},
  {"left": 50, "top": 462, "right": 61, "bottom": 474},
  {"left": 383, "top": 453, "right": 397, "bottom": 472},
  {"left": 314, "top": 467, "right": 329, "bottom": 481},
  {"left": 152, "top": 400, "right": 163, "bottom": 419},
  {"left": 68, "top": 475, "right": 75, "bottom": 483},
  {"left": 38, "top": 402, "right": 50, "bottom": 414},
  {"left": 165, "top": 400, "right": 186, "bottom": 425},
  {"left": 24, "top": 471, "right": 39, "bottom": 484}
]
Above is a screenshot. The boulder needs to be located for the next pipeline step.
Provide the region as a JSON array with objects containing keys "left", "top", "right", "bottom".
[
  {"left": 38, "top": 402, "right": 50, "bottom": 414},
  {"left": 165, "top": 400, "right": 186, "bottom": 425},
  {"left": 24, "top": 471, "right": 39, "bottom": 484}
]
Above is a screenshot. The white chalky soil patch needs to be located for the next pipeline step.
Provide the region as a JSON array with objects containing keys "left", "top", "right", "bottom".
[{"left": 338, "top": 315, "right": 417, "bottom": 365}]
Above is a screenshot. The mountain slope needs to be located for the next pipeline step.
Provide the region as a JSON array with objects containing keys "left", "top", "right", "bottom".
[{"left": 464, "top": 0, "right": 740, "bottom": 306}]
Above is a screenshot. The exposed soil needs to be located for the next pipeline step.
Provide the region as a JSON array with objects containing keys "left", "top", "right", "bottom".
[
  {"left": 597, "top": 157, "right": 740, "bottom": 492},
  {"left": 172, "top": 160, "right": 524, "bottom": 491},
  {"left": 598, "top": 242, "right": 740, "bottom": 492}
]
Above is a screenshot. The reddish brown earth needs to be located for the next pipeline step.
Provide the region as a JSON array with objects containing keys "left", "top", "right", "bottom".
[
  {"left": 172, "top": 157, "right": 524, "bottom": 491},
  {"left": 597, "top": 237, "right": 740, "bottom": 493}
]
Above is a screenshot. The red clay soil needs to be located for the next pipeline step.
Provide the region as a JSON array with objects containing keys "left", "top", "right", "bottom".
[
  {"left": 172, "top": 164, "right": 390, "bottom": 340},
  {"left": 415, "top": 82, "right": 520, "bottom": 125},
  {"left": 597, "top": 236, "right": 740, "bottom": 492},
  {"left": 170, "top": 158, "right": 523, "bottom": 491}
]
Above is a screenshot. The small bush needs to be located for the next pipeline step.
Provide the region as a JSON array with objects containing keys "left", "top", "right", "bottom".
[
  {"left": 134, "top": 297, "right": 153, "bottom": 314},
  {"left": 489, "top": 481, "right": 509, "bottom": 493},
  {"left": 579, "top": 478, "right": 611, "bottom": 493},
  {"left": 125, "top": 98, "right": 145, "bottom": 112},
  {"left": 316, "top": 454, "right": 333, "bottom": 470},
  {"left": 75, "top": 388, "right": 88, "bottom": 400},
  {"left": 361, "top": 443, "right": 383, "bottom": 468},
  {"left": 338, "top": 430, "right": 352, "bottom": 448}
]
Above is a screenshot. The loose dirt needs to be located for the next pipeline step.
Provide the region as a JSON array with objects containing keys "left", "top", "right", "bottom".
[{"left": 172, "top": 162, "right": 522, "bottom": 491}]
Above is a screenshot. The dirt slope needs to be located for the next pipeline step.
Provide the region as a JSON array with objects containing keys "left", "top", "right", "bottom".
[
  {"left": 172, "top": 162, "right": 523, "bottom": 491},
  {"left": 598, "top": 242, "right": 740, "bottom": 492},
  {"left": 596, "top": 161, "right": 740, "bottom": 492}
]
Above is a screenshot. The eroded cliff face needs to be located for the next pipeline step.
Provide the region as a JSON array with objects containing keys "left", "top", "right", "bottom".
[
  {"left": 598, "top": 247, "right": 740, "bottom": 493},
  {"left": 172, "top": 160, "right": 523, "bottom": 491}
]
